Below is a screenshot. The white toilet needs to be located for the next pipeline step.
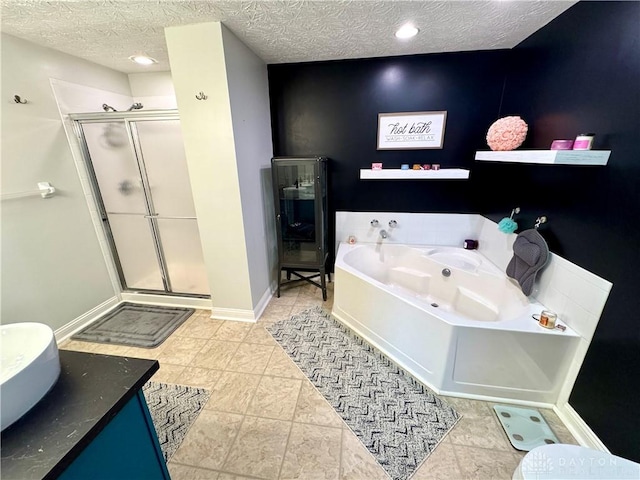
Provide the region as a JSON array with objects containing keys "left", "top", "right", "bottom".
[{"left": 513, "top": 444, "right": 640, "bottom": 480}]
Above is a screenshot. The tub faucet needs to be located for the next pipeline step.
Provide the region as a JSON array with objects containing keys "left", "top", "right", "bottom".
[{"left": 380, "top": 229, "right": 388, "bottom": 239}]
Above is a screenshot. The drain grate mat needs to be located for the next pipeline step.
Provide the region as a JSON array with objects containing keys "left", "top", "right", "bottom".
[{"left": 493, "top": 405, "right": 559, "bottom": 451}]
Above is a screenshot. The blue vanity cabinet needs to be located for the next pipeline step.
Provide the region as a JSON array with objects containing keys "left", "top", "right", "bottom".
[
  {"left": 1, "top": 351, "right": 168, "bottom": 480},
  {"left": 59, "top": 390, "right": 170, "bottom": 480}
]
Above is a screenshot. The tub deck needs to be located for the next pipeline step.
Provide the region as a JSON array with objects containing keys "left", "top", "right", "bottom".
[{"left": 332, "top": 243, "right": 580, "bottom": 406}]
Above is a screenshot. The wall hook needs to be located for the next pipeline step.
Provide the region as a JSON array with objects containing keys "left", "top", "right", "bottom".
[
  {"left": 14, "top": 95, "right": 27, "bottom": 104},
  {"left": 195, "top": 92, "right": 208, "bottom": 100},
  {"left": 534, "top": 216, "right": 547, "bottom": 229}
]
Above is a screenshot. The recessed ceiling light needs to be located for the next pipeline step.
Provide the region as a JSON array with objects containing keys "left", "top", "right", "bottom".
[
  {"left": 128, "top": 55, "right": 157, "bottom": 66},
  {"left": 395, "top": 25, "right": 419, "bottom": 39}
]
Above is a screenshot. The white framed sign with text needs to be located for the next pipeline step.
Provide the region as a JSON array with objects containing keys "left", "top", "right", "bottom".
[{"left": 377, "top": 111, "right": 447, "bottom": 150}]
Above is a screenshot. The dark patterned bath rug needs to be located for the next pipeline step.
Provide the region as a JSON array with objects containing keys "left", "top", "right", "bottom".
[
  {"left": 72, "top": 302, "right": 194, "bottom": 348},
  {"left": 266, "top": 306, "right": 461, "bottom": 480},
  {"left": 143, "top": 381, "right": 210, "bottom": 462}
]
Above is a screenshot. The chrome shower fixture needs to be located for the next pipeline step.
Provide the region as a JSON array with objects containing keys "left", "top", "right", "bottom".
[
  {"left": 127, "top": 103, "right": 143, "bottom": 111},
  {"left": 102, "top": 104, "right": 117, "bottom": 112}
]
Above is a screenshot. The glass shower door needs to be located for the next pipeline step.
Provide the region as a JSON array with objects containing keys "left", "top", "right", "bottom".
[
  {"left": 81, "top": 121, "right": 165, "bottom": 291},
  {"left": 79, "top": 117, "right": 209, "bottom": 296},
  {"left": 133, "top": 120, "right": 209, "bottom": 295}
]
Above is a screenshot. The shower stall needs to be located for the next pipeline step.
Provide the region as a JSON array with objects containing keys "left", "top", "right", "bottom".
[{"left": 71, "top": 110, "right": 210, "bottom": 298}]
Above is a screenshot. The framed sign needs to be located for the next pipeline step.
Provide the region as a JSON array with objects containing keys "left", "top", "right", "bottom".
[{"left": 377, "top": 111, "right": 447, "bottom": 150}]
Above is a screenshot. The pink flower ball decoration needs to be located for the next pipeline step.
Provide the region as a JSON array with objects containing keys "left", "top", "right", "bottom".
[{"left": 486, "top": 116, "right": 528, "bottom": 151}]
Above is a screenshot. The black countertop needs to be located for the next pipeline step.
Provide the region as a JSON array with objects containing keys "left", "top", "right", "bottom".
[{"left": 1, "top": 350, "right": 158, "bottom": 480}]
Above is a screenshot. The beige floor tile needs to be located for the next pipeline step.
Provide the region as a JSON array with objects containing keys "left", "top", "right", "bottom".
[
  {"left": 540, "top": 409, "right": 578, "bottom": 445},
  {"left": 205, "top": 371, "right": 262, "bottom": 414},
  {"left": 225, "top": 343, "right": 275, "bottom": 374},
  {"left": 58, "top": 339, "right": 100, "bottom": 353},
  {"left": 291, "top": 298, "right": 326, "bottom": 311},
  {"left": 294, "top": 381, "right": 344, "bottom": 428},
  {"left": 246, "top": 376, "right": 302, "bottom": 420},
  {"left": 178, "top": 367, "right": 224, "bottom": 390},
  {"left": 157, "top": 336, "right": 208, "bottom": 366},
  {"left": 297, "top": 284, "right": 334, "bottom": 303},
  {"left": 172, "top": 410, "right": 244, "bottom": 470},
  {"left": 90, "top": 343, "right": 134, "bottom": 357},
  {"left": 216, "top": 473, "right": 255, "bottom": 480},
  {"left": 447, "top": 415, "right": 514, "bottom": 451},
  {"left": 222, "top": 416, "right": 292, "bottom": 479},
  {"left": 340, "top": 427, "right": 388, "bottom": 480},
  {"left": 168, "top": 462, "right": 219, "bottom": 480},
  {"left": 175, "top": 316, "right": 224, "bottom": 339},
  {"left": 244, "top": 324, "right": 277, "bottom": 346},
  {"left": 152, "top": 363, "right": 186, "bottom": 384},
  {"left": 269, "top": 285, "right": 301, "bottom": 305},
  {"left": 443, "top": 396, "right": 493, "bottom": 418},
  {"left": 264, "top": 347, "right": 306, "bottom": 380},
  {"left": 280, "top": 423, "right": 342, "bottom": 480},
  {"left": 211, "top": 321, "right": 253, "bottom": 342},
  {"left": 258, "top": 304, "right": 293, "bottom": 323},
  {"left": 171, "top": 315, "right": 201, "bottom": 336},
  {"left": 125, "top": 345, "right": 164, "bottom": 360},
  {"left": 190, "top": 339, "right": 241, "bottom": 370},
  {"left": 453, "top": 444, "right": 523, "bottom": 480},
  {"left": 411, "top": 442, "right": 463, "bottom": 480}
]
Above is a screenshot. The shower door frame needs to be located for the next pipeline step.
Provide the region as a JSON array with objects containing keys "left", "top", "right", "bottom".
[{"left": 70, "top": 110, "right": 209, "bottom": 298}]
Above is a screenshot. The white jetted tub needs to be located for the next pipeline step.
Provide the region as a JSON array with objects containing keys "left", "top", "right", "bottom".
[{"left": 331, "top": 243, "right": 580, "bottom": 405}]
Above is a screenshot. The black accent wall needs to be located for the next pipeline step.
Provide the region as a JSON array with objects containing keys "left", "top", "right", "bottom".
[
  {"left": 268, "top": 1, "right": 640, "bottom": 461},
  {"left": 495, "top": 1, "right": 640, "bottom": 461},
  {"left": 269, "top": 49, "right": 510, "bottom": 214}
]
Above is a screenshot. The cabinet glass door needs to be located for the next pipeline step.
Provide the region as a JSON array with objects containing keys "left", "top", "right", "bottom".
[{"left": 274, "top": 162, "right": 319, "bottom": 264}]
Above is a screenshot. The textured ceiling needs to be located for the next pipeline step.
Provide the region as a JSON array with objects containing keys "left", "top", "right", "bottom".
[{"left": 0, "top": 1, "right": 576, "bottom": 73}]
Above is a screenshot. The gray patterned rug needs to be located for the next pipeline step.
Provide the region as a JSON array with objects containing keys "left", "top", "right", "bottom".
[
  {"left": 267, "top": 306, "right": 460, "bottom": 480},
  {"left": 72, "top": 302, "right": 194, "bottom": 348},
  {"left": 143, "top": 381, "right": 210, "bottom": 462}
]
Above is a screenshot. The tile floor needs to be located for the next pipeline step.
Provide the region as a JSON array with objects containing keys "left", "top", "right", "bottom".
[{"left": 61, "top": 279, "right": 577, "bottom": 480}]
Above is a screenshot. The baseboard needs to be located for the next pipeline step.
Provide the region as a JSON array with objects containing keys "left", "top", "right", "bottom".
[
  {"left": 554, "top": 402, "right": 609, "bottom": 452},
  {"left": 253, "top": 285, "right": 274, "bottom": 320},
  {"left": 54, "top": 296, "right": 120, "bottom": 343},
  {"left": 120, "top": 292, "right": 212, "bottom": 310},
  {"left": 210, "top": 306, "right": 257, "bottom": 323}
]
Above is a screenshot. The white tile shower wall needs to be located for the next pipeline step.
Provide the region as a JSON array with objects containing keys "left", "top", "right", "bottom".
[
  {"left": 477, "top": 216, "right": 612, "bottom": 408},
  {"left": 477, "top": 216, "right": 612, "bottom": 341},
  {"left": 476, "top": 216, "right": 517, "bottom": 271},
  {"left": 535, "top": 253, "right": 612, "bottom": 341},
  {"left": 335, "top": 212, "right": 483, "bottom": 254}
]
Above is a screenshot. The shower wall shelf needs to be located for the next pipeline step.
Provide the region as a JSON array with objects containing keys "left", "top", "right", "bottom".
[
  {"left": 475, "top": 150, "right": 610, "bottom": 166},
  {"left": 360, "top": 168, "right": 470, "bottom": 180},
  {"left": 1, "top": 182, "right": 56, "bottom": 200}
]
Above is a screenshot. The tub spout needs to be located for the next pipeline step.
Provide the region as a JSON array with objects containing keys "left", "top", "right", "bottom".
[{"left": 380, "top": 229, "right": 388, "bottom": 239}]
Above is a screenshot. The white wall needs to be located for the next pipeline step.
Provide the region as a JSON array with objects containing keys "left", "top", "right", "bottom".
[
  {"left": 165, "top": 22, "right": 258, "bottom": 319},
  {"left": 1, "top": 34, "right": 127, "bottom": 330},
  {"left": 49, "top": 78, "right": 134, "bottom": 304},
  {"left": 221, "top": 25, "right": 275, "bottom": 310},
  {"left": 128, "top": 72, "right": 177, "bottom": 109}
]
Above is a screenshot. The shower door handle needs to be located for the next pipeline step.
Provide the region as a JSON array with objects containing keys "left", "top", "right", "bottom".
[{"left": 144, "top": 214, "right": 196, "bottom": 220}]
